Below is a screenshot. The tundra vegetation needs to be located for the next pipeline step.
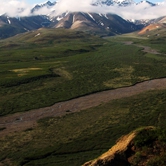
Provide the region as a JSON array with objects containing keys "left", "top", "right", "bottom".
[{"left": 0, "top": 28, "right": 166, "bottom": 165}]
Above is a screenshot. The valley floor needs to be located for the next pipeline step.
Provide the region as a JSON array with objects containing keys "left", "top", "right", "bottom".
[
  {"left": 124, "top": 41, "right": 166, "bottom": 55},
  {"left": 1, "top": 77, "right": 166, "bottom": 137}
]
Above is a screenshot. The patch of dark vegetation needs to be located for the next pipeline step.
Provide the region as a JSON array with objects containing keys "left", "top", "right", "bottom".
[
  {"left": 134, "top": 128, "right": 158, "bottom": 147},
  {"left": 0, "top": 73, "right": 60, "bottom": 88},
  {"left": 64, "top": 48, "right": 90, "bottom": 54},
  {"left": 129, "top": 128, "right": 166, "bottom": 166},
  {"left": 0, "top": 24, "right": 26, "bottom": 39},
  {"left": 0, "top": 127, "right": 6, "bottom": 131},
  {"left": 24, "top": 128, "right": 33, "bottom": 132}
]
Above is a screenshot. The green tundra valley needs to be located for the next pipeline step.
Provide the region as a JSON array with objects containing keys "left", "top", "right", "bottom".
[{"left": 0, "top": 27, "right": 166, "bottom": 166}]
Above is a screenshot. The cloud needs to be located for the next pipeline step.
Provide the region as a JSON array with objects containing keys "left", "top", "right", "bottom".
[
  {"left": 0, "top": 0, "right": 32, "bottom": 17},
  {"left": 49, "top": 0, "right": 166, "bottom": 20},
  {"left": 0, "top": 0, "right": 166, "bottom": 20},
  {"left": 34, "top": 0, "right": 102, "bottom": 16},
  {"left": 54, "top": 0, "right": 95, "bottom": 13},
  {"left": 33, "top": 6, "right": 53, "bottom": 16},
  {"left": 113, "top": 2, "right": 166, "bottom": 20}
]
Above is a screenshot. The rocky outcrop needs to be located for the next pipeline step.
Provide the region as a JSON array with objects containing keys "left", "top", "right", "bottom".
[
  {"left": 83, "top": 132, "right": 136, "bottom": 166},
  {"left": 83, "top": 126, "right": 166, "bottom": 166}
]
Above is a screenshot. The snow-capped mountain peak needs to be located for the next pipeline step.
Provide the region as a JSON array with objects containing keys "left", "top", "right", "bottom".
[
  {"left": 31, "top": 1, "right": 56, "bottom": 13},
  {"left": 36, "top": 1, "right": 56, "bottom": 7},
  {"left": 136, "top": 0, "right": 156, "bottom": 6}
]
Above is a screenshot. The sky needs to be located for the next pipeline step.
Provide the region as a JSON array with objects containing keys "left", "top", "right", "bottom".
[
  {"left": 1, "top": 0, "right": 166, "bottom": 20},
  {"left": 27, "top": 0, "right": 49, "bottom": 5}
]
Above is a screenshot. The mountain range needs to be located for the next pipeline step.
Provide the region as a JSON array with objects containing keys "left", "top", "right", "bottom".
[{"left": 0, "top": 0, "right": 165, "bottom": 39}]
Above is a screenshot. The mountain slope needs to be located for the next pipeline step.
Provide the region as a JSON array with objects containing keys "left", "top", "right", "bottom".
[
  {"left": 0, "top": 11, "right": 140, "bottom": 39},
  {"left": 138, "top": 16, "right": 166, "bottom": 35},
  {"left": 0, "top": 15, "right": 51, "bottom": 39},
  {"left": 51, "top": 12, "right": 140, "bottom": 35}
]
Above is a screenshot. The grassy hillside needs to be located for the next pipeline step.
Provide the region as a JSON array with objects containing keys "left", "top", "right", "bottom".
[{"left": 0, "top": 28, "right": 166, "bottom": 116}]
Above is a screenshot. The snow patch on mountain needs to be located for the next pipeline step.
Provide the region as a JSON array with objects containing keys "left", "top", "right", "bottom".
[
  {"left": 35, "top": 33, "right": 41, "bottom": 37},
  {"left": 7, "top": 16, "right": 11, "bottom": 24},
  {"left": 56, "top": 16, "right": 63, "bottom": 21},
  {"left": 88, "top": 13, "right": 96, "bottom": 21}
]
